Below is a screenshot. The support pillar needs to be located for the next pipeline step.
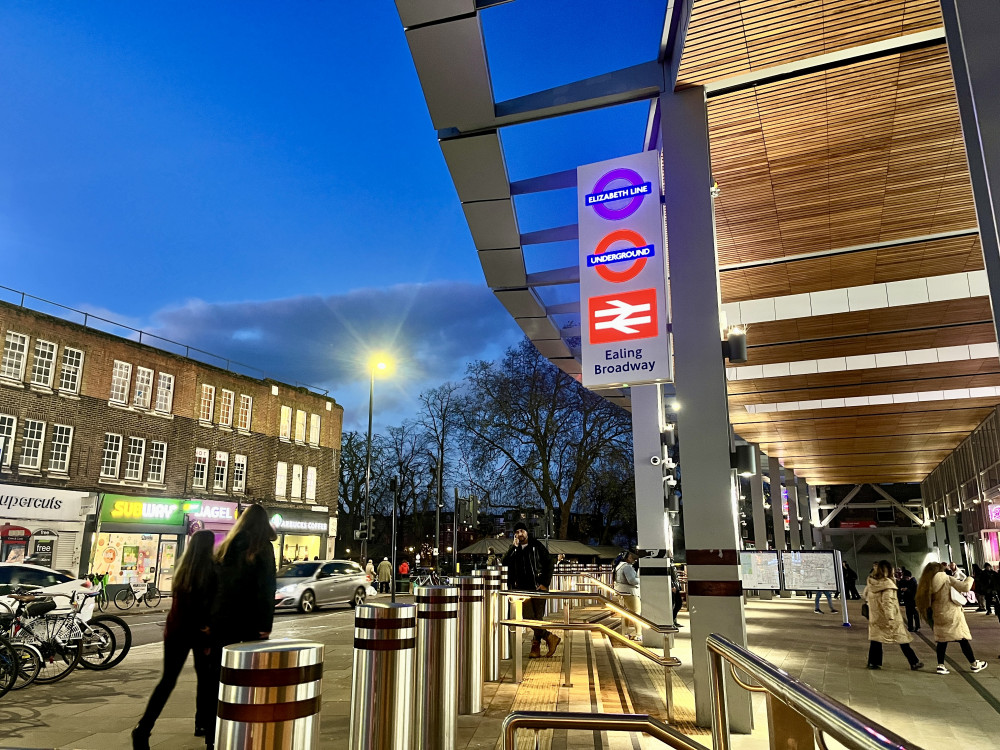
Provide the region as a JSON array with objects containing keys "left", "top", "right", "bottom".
[
  {"left": 661, "top": 85, "right": 751, "bottom": 732},
  {"left": 808, "top": 484, "right": 822, "bottom": 548},
  {"left": 786, "top": 473, "right": 801, "bottom": 551},
  {"left": 798, "top": 477, "right": 813, "bottom": 551},
  {"left": 768, "top": 455, "right": 791, "bottom": 598},
  {"left": 631, "top": 384, "right": 672, "bottom": 650},
  {"left": 749, "top": 445, "right": 772, "bottom": 600},
  {"left": 946, "top": 515, "right": 962, "bottom": 565}
]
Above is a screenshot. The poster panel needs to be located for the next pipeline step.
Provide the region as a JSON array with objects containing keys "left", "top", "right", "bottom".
[
  {"left": 780, "top": 550, "right": 839, "bottom": 591},
  {"left": 739, "top": 550, "right": 781, "bottom": 589}
]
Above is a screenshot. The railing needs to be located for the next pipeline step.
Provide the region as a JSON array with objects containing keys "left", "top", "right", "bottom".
[
  {"left": 501, "top": 711, "right": 710, "bottom": 750},
  {"left": 708, "top": 633, "right": 924, "bottom": 750},
  {"left": 0, "top": 283, "right": 329, "bottom": 395}
]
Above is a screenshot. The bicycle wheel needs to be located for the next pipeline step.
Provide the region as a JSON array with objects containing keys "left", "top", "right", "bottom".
[
  {"left": 96, "top": 589, "right": 108, "bottom": 613},
  {"left": 114, "top": 588, "right": 135, "bottom": 610},
  {"left": 84, "top": 615, "right": 131, "bottom": 669},
  {"left": 77, "top": 621, "right": 116, "bottom": 670},
  {"left": 11, "top": 643, "right": 42, "bottom": 689},
  {"left": 143, "top": 586, "right": 161, "bottom": 608},
  {"left": 32, "top": 618, "right": 82, "bottom": 684},
  {"left": 0, "top": 638, "right": 17, "bottom": 699}
]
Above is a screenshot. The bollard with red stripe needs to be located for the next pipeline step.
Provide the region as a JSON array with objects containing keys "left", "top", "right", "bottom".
[
  {"left": 215, "top": 639, "right": 324, "bottom": 749},
  {"left": 414, "top": 584, "right": 459, "bottom": 749},
  {"left": 349, "top": 602, "right": 416, "bottom": 750}
]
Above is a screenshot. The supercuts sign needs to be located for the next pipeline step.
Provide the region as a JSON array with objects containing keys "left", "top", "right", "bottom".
[
  {"left": 578, "top": 151, "right": 672, "bottom": 388},
  {"left": 0, "top": 485, "right": 86, "bottom": 522}
]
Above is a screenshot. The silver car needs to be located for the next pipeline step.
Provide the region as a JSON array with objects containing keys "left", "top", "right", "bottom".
[{"left": 274, "top": 559, "right": 368, "bottom": 614}]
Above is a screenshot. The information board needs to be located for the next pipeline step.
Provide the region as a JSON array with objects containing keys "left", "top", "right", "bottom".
[
  {"left": 739, "top": 551, "right": 782, "bottom": 589},
  {"left": 780, "top": 550, "right": 839, "bottom": 591}
]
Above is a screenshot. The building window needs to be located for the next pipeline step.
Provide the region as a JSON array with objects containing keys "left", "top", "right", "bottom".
[
  {"left": 19, "top": 419, "right": 45, "bottom": 469},
  {"left": 199, "top": 384, "right": 215, "bottom": 422},
  {"left": 306, "top": 466, "right": 317, "bottom": 501},
  {"left": 291, "top": 464, "right": 303, "bottom": 500},
  {"left": 294, "top": 410, "right": 306, "bottom": 442},
  {"left": 233, "top": 454, "right": 247, "bottom": 493},
  {"left": 101, "top": 433, "right": 123, "bottom": 478},
  {"left": 148, "top": 441, "right": 167, "bottom": 484},
  {"left": 193, "top": 448, "right": 209, "bottom": 488},
  {"left": 238, "top": 394, "right": 253, "bottom": 431},
  {"left": 31, "top": 340, "right": 56, "bottom": 387},
  {"left": 124, "top": 437, "right": 145, "bottom": 481},
  {"left": 110, "top": 361, "right": 132, "bottom": 404},
  {"left": 309, "top": 414, "right": 320, "bottom": 446},
  {"left": 59, "top": 347, "right": 84, "bottom": 393},
  {"left": 219, "top": 390, "right": 234, "bottom": 427},
  {"left": 1, "top": 332, "right": 28, "bottom": 380},
  {"left": 155, "top": 372, "right": 174, "bottom": 413},
  {"left": 214, "top": 452, "right": 229, "bottom": 491},
  {"left": 133, "top": 367, "right": 153, "bottom": 409},
  {"left": 0, "top": 415, "right": 16, "bottom": 466},
  {"left": 279, "top": 406, "right": 292, "bottom": 439},
  {"left": 48, "top": 424, "right": 73, "bottom": 473},
  {"left": 275, "top": 461, "right": 288, "bottom": 497}
]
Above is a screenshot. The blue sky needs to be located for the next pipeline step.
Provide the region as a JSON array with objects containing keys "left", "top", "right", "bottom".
[{"left": 0, "top": 1, "right": 665, "bottom": 428}]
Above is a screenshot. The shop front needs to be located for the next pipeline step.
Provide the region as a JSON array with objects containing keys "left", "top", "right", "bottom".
[
  {"left": 0, "top": 485, "right": 93, "bottom": 573},
  {"left": 93, "top": 494, "right": 199, "bottom": 593},
  {"left": 186, "top": 499, "right": 239, "bottom": 546},
  {"left": 268, "top": 506, "right": 330, "bottom": 566}
]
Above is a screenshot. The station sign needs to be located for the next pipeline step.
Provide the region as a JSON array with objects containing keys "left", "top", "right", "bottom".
[{"left": 578, "top": 151, "right": 672, "bottom": 388}]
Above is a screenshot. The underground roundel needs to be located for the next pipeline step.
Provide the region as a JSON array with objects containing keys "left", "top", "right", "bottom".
[{"left": 588, "top": 288, "right": 659, "bottom": 344}]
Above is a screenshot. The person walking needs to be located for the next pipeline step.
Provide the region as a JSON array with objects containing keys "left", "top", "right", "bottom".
[
  {"left": 207, "top": 504, "right": 278, "bottom": 746},
  {"left": 915, "top": 561, "right": 988, "bottom": 675},
  {"left": 377, "top": 557, "right": 393, "bottom": 594},
  {"left": 613, "top": 549, "right": 642, "bottom": 640},
  {"left": 814, "top": 590, "right": 838, "bottom": 613},
  {"left": 132, "top": 531, "right": 218, "bottom": 750},
  {"left": 843, "top": 561, "right": 861, "bottom": 600},
  {"left": 502, "top": 521, "right": 559, "bottom": 659},
  {"left": 900, "top": 568, "right": 920, "bottom": 632},
  {"left": 863, "top": 560, "right": 923, "bottom": 671},
  {"left": 365, "top": 558, "right": 375, "bottom": 582}
]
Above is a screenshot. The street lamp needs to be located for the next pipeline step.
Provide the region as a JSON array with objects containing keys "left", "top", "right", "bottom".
[{"left": 362, "top": 356, "right": 390, "bottom": 564}]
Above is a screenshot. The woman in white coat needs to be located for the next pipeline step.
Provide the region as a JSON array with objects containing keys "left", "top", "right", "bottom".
[
  {"left": 863, "top": 560, "right": 923, "bottom": 670},
  {"left": 915, "top": 561, "right": 988, "bottom": 675}
]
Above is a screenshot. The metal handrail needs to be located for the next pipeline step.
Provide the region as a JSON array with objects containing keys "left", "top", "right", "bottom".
[
  {"left": 499, "top": 618, "right": 681, "bottom": 667},
  {"left": 498, "top": 589, "right": 678, "bottom": 634},
  {"left": 501, "top": 711, "right": 710, "bottom": 750},
  {"left": 708, "top": 633, "right": 924, "bottom": 750}
]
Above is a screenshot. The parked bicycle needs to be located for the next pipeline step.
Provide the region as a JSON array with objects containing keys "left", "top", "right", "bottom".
[
  {"left": 0, "top": 593, "right": 82, "bottom": 684},
  {"left": 114, "top": 577, "right": 161, "bottom": 610},
  {"left": 68, "top": 590, "right": 132, "bottom": 670},
  {"left": 84, "top": 573, "right": 110, "bottom": 612}
]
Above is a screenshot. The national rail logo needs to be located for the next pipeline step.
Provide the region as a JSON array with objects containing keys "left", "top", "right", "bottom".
[{"left": 584, "top": 167, "right": 652, "bottom": 221}]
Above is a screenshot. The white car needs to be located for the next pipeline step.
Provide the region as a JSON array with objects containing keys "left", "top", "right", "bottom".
[
  {"left": 0, "top": 563, "right": 89, "bottom": 608},
  {"left": 274, "top": 559, "right": 368, "bottom": 613}
]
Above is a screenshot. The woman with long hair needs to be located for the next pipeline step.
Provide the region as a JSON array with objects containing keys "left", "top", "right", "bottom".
[
  {"left": 915, "top": 561, "right": 988, "bottom": 675},
  {"left": 132, "top": 530, "right": 217, "bottom": 750},
  {"left": 862, "top": 560, "right": 923, "bottom": 670}
]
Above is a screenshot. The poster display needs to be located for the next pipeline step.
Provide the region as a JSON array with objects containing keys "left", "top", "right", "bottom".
[
  {"left": 780, "top": 550, "right": 839, "bottom": 591},
  {"left": 739, "top": 551, "right": 781, "bottom": 589}
]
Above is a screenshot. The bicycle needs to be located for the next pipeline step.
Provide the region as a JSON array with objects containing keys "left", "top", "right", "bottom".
[
  {"left": 84, "top": 573, "right": 110, "bottom": 612},
  {"left": 0, "top": 635, "right": 18, "bottom": 699},
  {"left": 114, "top": 577, "right": 161, "bottom": 610},
  {"left": 1, "top": 594, "right": 82, "bottom": 684},
  {"left": 69, "top": 590, "right": 132, "bottom": 670}
]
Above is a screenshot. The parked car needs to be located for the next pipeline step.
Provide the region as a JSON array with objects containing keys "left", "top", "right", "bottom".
[
  {"left": 0, "top": 562, "right": 89, "bottom": 609},
  {"left": 274, "top": 559, "right": 368, "bottom": 613}
]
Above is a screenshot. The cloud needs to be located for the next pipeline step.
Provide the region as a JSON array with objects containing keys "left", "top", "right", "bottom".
[{"left": 145, "top": 282, "right": 522, "bottom": 429}]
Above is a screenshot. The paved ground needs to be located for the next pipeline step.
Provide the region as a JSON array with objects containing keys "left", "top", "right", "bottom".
[{"left": 1, "top": 594, "right": 998, "bottom": 749}]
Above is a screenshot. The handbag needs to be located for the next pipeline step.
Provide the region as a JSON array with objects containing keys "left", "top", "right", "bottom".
[
  {"left": 861, "top": 602, "right": 869, "bottom": 619},
  {"left": 950, "top": 586, "right": 968, "bottom": 606}
]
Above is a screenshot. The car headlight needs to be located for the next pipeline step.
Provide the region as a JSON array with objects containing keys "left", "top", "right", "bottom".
[{"left": 277, "top": 585, "right": 298, "bottom": 595}]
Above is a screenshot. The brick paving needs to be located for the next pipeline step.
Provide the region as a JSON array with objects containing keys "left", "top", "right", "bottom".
[{"left": 1, "top": 595, "right": 998, "bottom": 749}]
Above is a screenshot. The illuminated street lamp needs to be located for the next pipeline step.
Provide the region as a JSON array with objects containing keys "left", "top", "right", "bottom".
[{"left": 362, "top": 356, "right": 390, "bottom": 564}]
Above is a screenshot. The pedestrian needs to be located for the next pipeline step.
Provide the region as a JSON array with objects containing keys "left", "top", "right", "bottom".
[
  {"left": 669, "top": 561, "right": 684, "bottom": 627},
  {"left": 365, "top": 558, "right": 375, "bottom": 581},
  {"left": 486, "top": 547, "right": 498, "bottom": 568},
  {"left": 899, "top": 568, "right": 920, "bottom": 632},
  {"left": 399, "top": 558, "right": 410, "bottom": 577},
  {"left": 814, "top": 589, "right": 838, "bottom": 614},
  {"left": 207, "top": 504, "right": 278, "bottom": 745},
  {"left": 377, "top": 556, "right": 393, "bottom": 594},
  {"left": 981, "top": 562, "right": 998, "bottom": 616},
  {"left": 915, "top": 561, "right": 988, "bottom": 675},
  {"left": 502, "top": 521, "right": 560, "bottom": 659},
  {"left": 863, "top": 560, "right": 923, "bottom": 671},
  {"left": 613, "top": 549, "right": 642, "bottom": 640},
  {"left": 842, "top": 561, "right": 861, "bottom": 600},
  {"left": 132, "top": 530, "right": 218, "bottom": 750}
]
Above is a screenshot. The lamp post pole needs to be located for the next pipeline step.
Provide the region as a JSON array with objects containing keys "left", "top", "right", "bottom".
[
  {"left": 434, "top": 457, "right": 442, "bottom": 575},
  {"left": 362, "top": 365, "right": 375, "bottom": 565},
  {"left": 390, "top": 475, "right": 398, "bottom": 603}
]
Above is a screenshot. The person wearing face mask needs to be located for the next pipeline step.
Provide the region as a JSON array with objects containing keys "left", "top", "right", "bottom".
[{"left": 502, "top": 521, "right": 559, "bottom": 659}]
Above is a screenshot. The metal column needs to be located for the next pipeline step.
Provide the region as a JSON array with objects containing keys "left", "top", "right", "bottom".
[
  {"left": 798, "top": 477, "right": 813, "bottom": 551},
  {"left": 631, "top": 383, "right": 673, "bottom": 650},
  {"left": 749, "top": 445, "right": 772, "bottom": 599},
  {"left": 456, "top": 576, "right": 484, "bottom": 715},
  {"left": 660, "top": 85, "right": 751, "bottom": 732},
  {"left": 414, "top": 585, "right": 459, "bottom": 749},
  {"left": 786, "top": 473, "right": 801, "bottom": 551},
  {"left": 768, "top": 455, "right": 791, "bottom": 598}
]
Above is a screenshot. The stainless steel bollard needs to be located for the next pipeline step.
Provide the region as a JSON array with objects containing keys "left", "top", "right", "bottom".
[
  {"left": 414, "top": 585, "right": 459, "bottom": 749},
  {"left": 457, "top": 576, "right": 484, "bottom": 714},
  {"left": 499, "top": 566, "right": 511, "bottom": 661},
  {"left": 481, "top": 568, "right": 502, "bottom": 681},
  {"left": 349, "top": 603, "right": 416, "bottom": 750},
  {"left": 216, "top": 639, "right": 324, "bottom": 750}
]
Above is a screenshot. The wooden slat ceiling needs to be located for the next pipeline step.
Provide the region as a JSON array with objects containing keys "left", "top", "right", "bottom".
[{"left": 677, "top": 2, "right": 998, "bottom": 484}]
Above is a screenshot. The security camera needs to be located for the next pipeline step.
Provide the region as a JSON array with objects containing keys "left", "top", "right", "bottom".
[{"left": 650, "top": 455, "right": 662, "bottom": 466}]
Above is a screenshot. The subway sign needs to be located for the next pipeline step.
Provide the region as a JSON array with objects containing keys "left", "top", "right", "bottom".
[{"left": 100, "top": 495, "right": 200, "bottom": 525}]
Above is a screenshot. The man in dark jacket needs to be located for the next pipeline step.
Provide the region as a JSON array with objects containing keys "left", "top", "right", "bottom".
[
  {"left": 899, "top": 568, "right": 920, "bottom": 632},
  {"left": 502, "top": 521, "right": 559, "bottom": 658}
]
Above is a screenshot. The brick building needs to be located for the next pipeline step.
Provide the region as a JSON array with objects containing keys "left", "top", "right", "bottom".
[{"left": 0, "top": 300, "right": 343, "bottom": 590}]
